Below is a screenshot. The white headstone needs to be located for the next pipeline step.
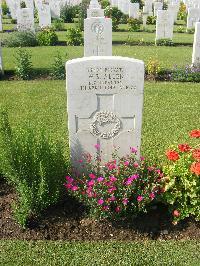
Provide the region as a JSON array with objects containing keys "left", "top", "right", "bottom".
[
  {"left": 121, "top": 0, "right": 130, "bottom": 15},
  {"left": 17, "top": 8, "right": 35, "bottom": 32},
  {"left": 0, "top": 13, "right": 2, "bottom": 32},
  {"left": 192, "top": 22, "right": 200, "bottom": 65},
  {"left": 66, "top": 56, "right": 144, "bottom": 165},
  {"left": 167, "top": 4, "right": 179, "bottom": 22},
  {"left": 129, "top": 2, "right": 139, "bottom": 19},
  {"left": 143, "top": 6, "right": 148, "bottom": 27},
  {"left": 49, "top": 0, "right": 61, "bottom": 18},
  {"left": 154, "top": 2, "right": 163, "bottom": 16},
  {"left": 38, "top": 4, "right": 51, "bottom": 28},
  {"left": 156, "top": 10, "right": 174, "bottom": 40},
  {"left": 84, "top": 17, "right": 112, "bottom": 56},
  {"left": 0, "top": 43, "right": 3, "bottom": 75},
  {"left": 187, "top": 8, "right": 200, "bottom": 29},
  {"left": 87, "top": 0, "right": 104, "bottom": 18}
]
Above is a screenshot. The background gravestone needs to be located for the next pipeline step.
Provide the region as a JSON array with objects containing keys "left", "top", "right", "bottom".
[
  {"left": 0, "top": 43, "right": 3, "bottom": 75},
  {"left": 84, "top": 16, "right": 112, "bottom": 56},
  {"left": 156, "top": 10, "right": 174, "bottom": 41},
  {"left": 192, "top": 22, "right": 200, "bottom": 66},
  {"left": 38, "top": 4, "right": 51, "bottom": 28},
  {"left": 87, "top": 0, "right": 104, "bottom": 18},
  {"left": 17, "top": 8, "right": 35, "bottom": 32},
  {"left": 66, "top": 56, "right": 144, "bottom": 165}
]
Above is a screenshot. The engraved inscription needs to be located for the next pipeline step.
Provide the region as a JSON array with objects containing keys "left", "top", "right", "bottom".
[
  {"left": 90, "top": 111, "right": 121, "bottom": 139},
  {"left": 80, "top": 67, "right": 136, "bottom": 91}
]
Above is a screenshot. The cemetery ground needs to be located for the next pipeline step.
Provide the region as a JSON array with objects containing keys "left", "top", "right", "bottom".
[{"left": 0, "top": 19, "right": 200, "bottom": 263}]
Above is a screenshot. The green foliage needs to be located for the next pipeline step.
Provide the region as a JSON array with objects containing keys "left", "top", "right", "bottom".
[
  {"left": 146, "top": 58, "right": 161, "bottom": 80},
  {"left": 156, "top": 38, "right": 174, "bottom": 46},
  {"left": 146, "top": 16, "right": 156, "bottom": 25},
  {"left": 20, "top": 1, "right": 26, "bottom": 8},
  {"left": 76, "top": 0, "right": 90, "bottom": 31},
  {"left": 4, "top": 31, "right": 38, "bottom": 47},
  {"left": 176, "top": 26, "right": 185, "bottom": 33},
  {"left": 11, "top": 18, "right": 17, "bottom": 24},
  {"left": 100, "top": 0, "right": 110, "bottom": 9},
  {"left": 15, "top": 48, "right": 33, "bottom": 80},
  {"left": 2, "top": 0, "right": 9, "bottom": 15},
  {"left": 36, "top": 28, "right": 58, "bottom": 46},
  {"left": 104, "top": 6, "right": 123, "bottom": 31},
  {"left": 66, "top": 27, "right": 83, "bottom": 46},
  {"left": 65, "top": 149, "right": 165, "bottom": 220},
  {"left": 0, "top": 111, "right": 68, "bottom": 228},
  {"left": 171, "top": 65, "right": 200, "bottom": 82},
  {"left": 127, "top": 18, "right": 141, "bottom": 32},
  {"left": 187, "top": 28, "right": 195, "bottom": 34},
  {"left": 52, "top": 18, "right": 65, "bottom": 31},
  {"left": 163, "top": 135, "right": 200, "bottom": 223},
  {"left": 50, "top": 52, "right": 66, "bottom": 80},
  {"left": 178, "top": 2, "right": 187, "bottom": 21},
  {"left": 60, "top": 4, "right": 78, "bottom": 23}
]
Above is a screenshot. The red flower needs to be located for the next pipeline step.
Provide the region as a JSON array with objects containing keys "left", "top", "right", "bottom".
[
  {"left": 193, "top": 149, "right": 200, "bottom": 161},
  {"left": 190, "top": 162, "right": 200, "bottom": 175},
  {"left": 173, "top": 210, "right": 180, "bottom": 217},
  {"left": 166, "top": 150, "right": 180, "bottom": 161},
  {"left": 189, "top": 129, "right": 200, "bottom": 138},
  {"left": 178, "top": 144, "right": 191, "bottom": 152}
]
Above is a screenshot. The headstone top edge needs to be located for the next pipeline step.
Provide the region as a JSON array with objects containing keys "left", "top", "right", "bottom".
[{"left": 66, "top": 56, "right": 144, "bottom": 66}]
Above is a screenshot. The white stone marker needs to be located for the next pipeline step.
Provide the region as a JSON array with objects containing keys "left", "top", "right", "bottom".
[
  {"left": 192, "top": 22, "right": 200, "bottom": 65},
  {"left": 87, "top": 0, "right": 104, "bottom": 18},
  {"left": 0, "top": 43, "right": 3, "bottom": 75},
  {"left": 154, "top": 2, "right": 163, "bottom": 16},
  {"left": 17, "top": 8, "right": 35, "bottom": 32},
  {"left": 187, "top": 8, "right": 200, "bottom": 29},
  {"left": 66, "top": 56, "right": 144, "bottom": 165},
  {"left": 38, "top": 4, "right": 51, "bottom": 28},
  {"left": 0, "top": 13, "right": 2, "bottom": 32},
  {"left": 143, "top": 6, "right": 148, "bottom": 27},
  {"left": 84, "top": 17, "right": 112, "bottom": 56},
  {"left": 129, "top": 3, "right": 140, "bottom": 19},
  {"left": 49, "top": 0, "right": 61, "bottom": 18},
  {"left": 156, "top": 10, "right": 174, "bottom": 40}
]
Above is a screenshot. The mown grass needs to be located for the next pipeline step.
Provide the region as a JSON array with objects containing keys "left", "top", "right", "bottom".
[
  {"left": 0, "top": 240, "right": 200, "bottom": 265},
  {"left": 0, "top": 80, "right": 199, "bottom": 162},
  {"left": 1, "top": 45, "right": 192, "bottom": 73}
]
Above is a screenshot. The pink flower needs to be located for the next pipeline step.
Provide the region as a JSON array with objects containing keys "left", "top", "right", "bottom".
[
  {"left": 130, "top": 147, "right": 137, "bottom": 153},
  {"left": 108, "top": 186, "right": 117, "bottom": 193},
  {"left": 122, "top": 198, "right": 129, "bottom": 205},
  {"left": 140, "top": 156, "right": 145, "bottom": 161},
  {"left": 87, "top": 180, "right": 95, "bottom": 187},
  {"left": 133, "top": 162, "right": 139, "bottom": 168},
  {"left": 105, "top": 181, "right": 113, "bottom": 187},
  {"left": 124, "top": 161, "right": 129, "bottom": 166},
  {"left": 89, "top": 173, "right": 96, "bottom": 179},
  {"left": 64, "top": 183, "right": 73, "bottom": 189},
  {"left": 149, "top": 193, "right": 155, "bottom": 200},
  {"left": 102, "top": 205, "right": 109, "bottom": 211},
  {"left": 137, "top": 195, "right": 143, "bottom": 202},
  {"left": 148, "top": 167, "right": 154, "bottom": 171},
  {"left": 71, "top": 186, "right": 78, "bottom": 191},
  {"left": 94, "top": 144, "right": 100, "bottom": 150},
  {"left": 98, "top": 199, "right": 104, "bottom": 205},
  {"left": 124, "top": 175, "right": 138, "bottom": 185},
  {"left": 115, "top": 206, "right": 121, "bottom": 212},
  {"left": 109, "top": 176, "right": 117, "bottom": 182},
  {"left": 78, "top": 160, "right": 83, "bottom": 163},
  {"left": 106, "top": 161, "right": 117, "bottom": 170},
  {"left": 65, "top": 176, "right": 74, "bottom": 183},
  {"left": 97, "top": 176, "right": 104, "bottom": 182},
  {"left": 108, "top": 195, "right": 116, "bottom": 202}
]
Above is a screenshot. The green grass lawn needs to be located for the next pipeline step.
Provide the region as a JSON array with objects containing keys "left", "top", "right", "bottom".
[
  {"left": 0, "top": 80, "right": 199, "bottom": 162},
  {"left": 1, "top": 45, "right": 192, "bottom": 72},
  {"left": 0, "top": 241, "right": 200, "bottom": 265}
]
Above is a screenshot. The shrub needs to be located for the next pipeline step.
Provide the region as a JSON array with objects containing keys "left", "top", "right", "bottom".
[
  {"left": 64, "top": 146, "right": 165, "bottom": 220},
  {"left": 2, "top": 0, "right": 9, "bottom": 15},
  {"left": 147, "top": 16, "right": 156, "bottom": 25},
  {"left": 15, "top": 48, "right": 33, "bottom": 80},
  {"left": 76, "top": 0, "right": 90, "bottom": 31},
  {"left": 20, "top": 1, "right": 26, "bottom": 8},
  {"left": 126, "top": 36, "right": 148, "bottom": 46},
  {"left": 11, "top": 18, "right": 17, "bottom": 24},
  {"left": 4, "top": 31, "right": 38, "bottom": 47},
  {"left": 178, "top": 2, "right": 187, "bottom": 21},
  {"left": 163, "top": 129, "right": 200, "bottom": 224},
  {"left": 52, "top": 18, "right": 65, "bottom": 31},
  {"left": 60, "top": 4, "right": 78, "bottom": 23},
  {"left": 66, "top": 27, "right": 83, "bottom": 46},
  {"left": 176, "top": 26, "right": 185, "bottom": 33},
  {"left": 104, "top": 6, "right": 123, "bottom": 31},
  {"left": 156, "top": 38, "right": 174, "bottom": 46},
  {"left": 0, "top": 111, "right": 68, "bottom": 228},
  {"left": 36, "top": 27, "right": 58, "bottom": 46},
  {"left": 146, "top": 58, "right": 161, "bottom": 80},
  {"left": 171, "top": 65, "right": 200, "bottom": 82},
  {"left": 187, "top": 28, "right": 195, "bottom": 34},
  {"left": 100, "top": 0, "right": 110, "bottom": 8},
  {"left": 50, "top": 52, "right": 66, "bottom": 80},
  {"left": 127, "top": 18, "right": 141, "bottom": 32}
]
